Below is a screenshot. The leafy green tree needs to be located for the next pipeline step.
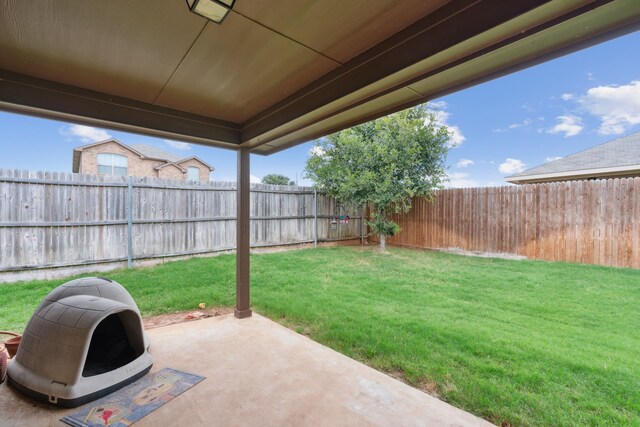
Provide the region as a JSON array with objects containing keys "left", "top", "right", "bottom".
[
  {"left": 305, "top": 105, "right": 450, "bottom": 251},
  {"left": 262, "top": 174, "right": 295, "bottom": 186}
]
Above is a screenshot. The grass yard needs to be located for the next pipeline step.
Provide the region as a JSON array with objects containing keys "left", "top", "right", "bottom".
[{"left": 1, "top": 246, "right": 639, "bottom": 426}]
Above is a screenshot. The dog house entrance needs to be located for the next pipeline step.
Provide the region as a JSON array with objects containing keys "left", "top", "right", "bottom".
[{"left": 83, "top": 311, "right": 143, "bottom": 377}]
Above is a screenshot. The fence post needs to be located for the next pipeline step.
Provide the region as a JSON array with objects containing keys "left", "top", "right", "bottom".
[
  {"left": 127, "top": 176, "right": 133, "bottom": 268},
  {"left": 313, "top": 189, "right": 318, "bottom": 247}
]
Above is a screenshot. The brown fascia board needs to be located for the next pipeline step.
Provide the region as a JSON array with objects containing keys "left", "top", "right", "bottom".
[
  {"left": 175, "top": 156, "right": 215, "bottom": 172},
  {"left": 240, "top": 0, "right": 553, "bottom": 143},
  {"left": 0, "top": 69, "right": 242, "bottom": 149}
]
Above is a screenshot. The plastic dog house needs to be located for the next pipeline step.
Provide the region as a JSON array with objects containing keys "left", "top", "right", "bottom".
[{"left": 8, "top": 277, "right": 152, "bottom": 407}]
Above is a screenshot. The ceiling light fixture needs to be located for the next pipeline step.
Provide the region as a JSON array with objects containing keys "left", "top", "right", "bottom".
[{"left": 186, "top": 0, "right": 235, "bottom": 24}]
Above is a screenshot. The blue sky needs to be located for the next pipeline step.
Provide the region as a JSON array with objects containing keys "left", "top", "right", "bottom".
[{"left": 0, "top": 30, "right": 638, "bottom": 187}]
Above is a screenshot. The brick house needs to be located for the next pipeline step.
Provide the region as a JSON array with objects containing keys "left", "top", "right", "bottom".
[{"left": 72, "top": 139, "right": 214, "bottom": 181}]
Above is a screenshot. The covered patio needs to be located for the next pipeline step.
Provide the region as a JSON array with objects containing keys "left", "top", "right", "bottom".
[
  {"left": 0, "top": 314, "right": 492, "bottom": 426},
  {"left": 1, "top": 0, "right": 640, "bottom": 424}
]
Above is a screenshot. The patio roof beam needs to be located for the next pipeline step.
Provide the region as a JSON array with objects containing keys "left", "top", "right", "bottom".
[
  {"left": 235, "top": 149, "right": 252, "bottom": 319},
  {"left": 0, "top": 70, "right": 241, "bottom": 148}
]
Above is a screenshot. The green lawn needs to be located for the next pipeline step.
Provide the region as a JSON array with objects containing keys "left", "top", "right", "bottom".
[{"left": 1, "top": 247, "right": 639, "bottom": 426}]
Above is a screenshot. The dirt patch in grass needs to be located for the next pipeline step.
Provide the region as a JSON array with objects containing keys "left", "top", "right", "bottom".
[
  {"left": 419, "top": 378, "right": 441, "bottom": 397},
  {"left": 437, "top": 247, "right": 526, "bottom": 260},
  {"left": 486, "top": 414, "right": 514, "bottom": 427},
  {"left": 385, "top": 368, "right": 408, "bottom": 383},
  {"left": 356, "top": 258, "right": 371, "bottom": 266},
  {"left": 385, "top": 368, "right": 440, "bottom": 398},
  {"left": 143, "top": 306, "right": 233, "bottom": 329}
]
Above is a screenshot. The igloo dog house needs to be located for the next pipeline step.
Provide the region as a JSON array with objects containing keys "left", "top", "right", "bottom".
[{"left": 8, "top": 277, "right": 152, "bottom": 407}]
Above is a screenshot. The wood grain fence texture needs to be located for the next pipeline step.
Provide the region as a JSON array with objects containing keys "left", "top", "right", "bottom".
[
  {"left": 382, "top": 178, "right": 640, "bottom": 268},
  {"left": 0, "top": 169, "right": 363, "bottom": 271}
]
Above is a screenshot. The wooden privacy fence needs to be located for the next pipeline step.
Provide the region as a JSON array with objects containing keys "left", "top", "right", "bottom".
[
  {"left": 0, "top": 169, "right": 364, "bottom": 271},
  {"left": 383, "top": 178, "right": 640, "bottom": 268}
]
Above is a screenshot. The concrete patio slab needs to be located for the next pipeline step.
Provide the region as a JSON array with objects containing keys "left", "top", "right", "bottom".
[{"left": 0, "top": 313, "right": 493, "bottom": 426}]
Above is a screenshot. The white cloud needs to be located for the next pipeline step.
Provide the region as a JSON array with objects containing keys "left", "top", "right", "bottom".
[
  {"left": 587, "top": 72, "right": 596, "bottom": 81},
  {"left": 446, "top": 172, "right": 478, "bottom": 188},
  {"left": 547, "top": 115, "right": 583, "bottom": 137},
  {"left": 522, "top": 104, "right": 534, "bottom": 112},
  {"left": 309, "top": 145, "right": 325, "bottom": 157},
  {"left": 61, "top": 125, "right": 111, "bottom": 143},
  {"left": 427, "top": 101, "right": 465, "bottom": 148},
  {"left": 164, "top": 139, "right": 191, "bottom": 151},
  {"left": 560, "top": 93, "right": 574, "bottom": 101},
  {"left": 493, "top": 118, "right": 532, "bottom": 133},
  {"left": 545, "top": 156, "right": 562, "bottom": 163},
  {"left": 456, "top": 159, "right": 474, "bottom": 168},
  {"left": 436, "top": 112, "right": 465, "bottom": 148},
  {"left": 580, "top": 80, "right": 640, "bottom": 135},
  {"left": 250, "top": 175, "right": 261, "bottom": 184},
  {"left": 499, "top": 158, "right": 526, "bottom": 175},
  {"left": 428, "top": 100, "right": 448, "bottom": 109}
]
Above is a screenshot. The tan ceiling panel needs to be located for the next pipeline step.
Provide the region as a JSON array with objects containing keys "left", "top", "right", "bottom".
[
  {"left": 0, "top": 0, "right": 204, "bottom": 103},
  {"left": 154, "top": 13, "right": 340, "bottom": 123},
  {"left": 235, "top": 0, "right": 450, "bottom": 63}
]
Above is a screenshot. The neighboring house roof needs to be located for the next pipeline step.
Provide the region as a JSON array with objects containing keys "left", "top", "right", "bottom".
[
  {"left": 154, "top": 162, "right": 186, "bottom": 172},
  {"left": 130, "top": 143, "right": 184, "bottom": 163},
  {"left": 174, "top": 156, "right": 214, "bottom": 172},
  {"left": 72, "top": 139, "right": 214, "bottom": 173},
  {"left": 506, "top": 132, "right": 640, "bottom": 184}
]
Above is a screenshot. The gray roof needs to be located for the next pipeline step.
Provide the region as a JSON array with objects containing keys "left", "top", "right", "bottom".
[
  {"left": 508, "top": 132, "right": 640, "bottom": 178},
  {"left": 130, "top": 143, "right": 184, "bottom": 163}
]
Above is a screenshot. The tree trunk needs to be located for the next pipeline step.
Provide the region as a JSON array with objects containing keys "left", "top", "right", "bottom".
[
  {"left": 379, "top": 233, "right": 387, "bottom": 252},
  {"left": 378, "top": 206, "right": 387, "bottom": 252}
]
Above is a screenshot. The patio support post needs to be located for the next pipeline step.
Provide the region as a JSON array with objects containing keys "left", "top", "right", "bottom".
[{"left": 235, "top": 149, "right": 252, "bottom": 318}]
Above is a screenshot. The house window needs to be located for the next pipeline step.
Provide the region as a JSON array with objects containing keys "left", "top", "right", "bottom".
[
  {"left": 187, "top": 167, "right": 200, "bottom": 181},
  {"left": 97, "top": 153, "right": 128, "bottom": 176}
]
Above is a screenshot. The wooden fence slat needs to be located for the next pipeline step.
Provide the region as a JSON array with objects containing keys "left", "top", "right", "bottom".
[
  {"left": 632, "top": 178, "right": 640, "bottom": 269},
  {"left": 584, "top": 180, "right": 596, "bottom": 264},
  {"left": 622, "top": 178, "right": 634, "bottom": 267},
  {"left": 610, "top": 179, "right": 620, "bottom": 266}
]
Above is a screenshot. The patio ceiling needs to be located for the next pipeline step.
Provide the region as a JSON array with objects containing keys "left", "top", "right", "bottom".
[{"left": 0, "top": 0, "right": 639, "bottom": 155}]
